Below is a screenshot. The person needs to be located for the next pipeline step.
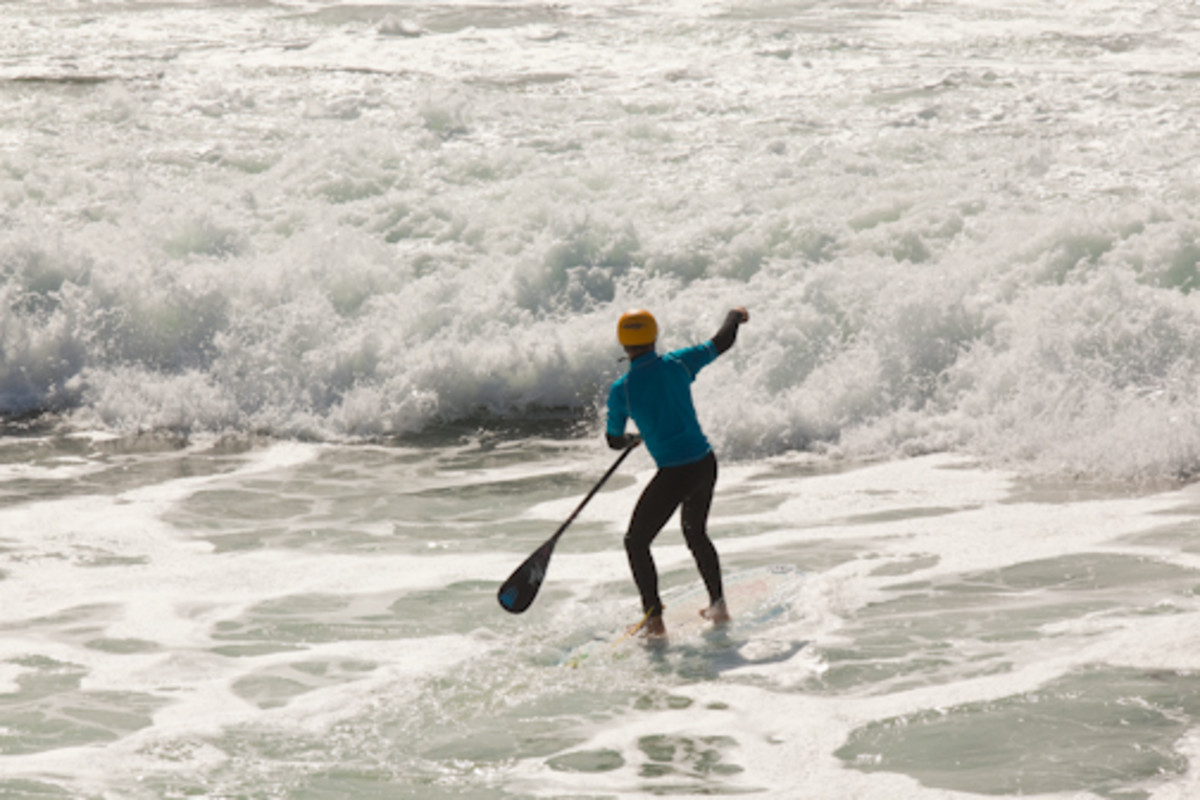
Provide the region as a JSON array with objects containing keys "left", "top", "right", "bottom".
[{"left": 605, "top": 306, "right": 750, "bottom": 638}]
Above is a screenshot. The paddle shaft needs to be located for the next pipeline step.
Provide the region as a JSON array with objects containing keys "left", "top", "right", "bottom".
[{"left": 548, "top": 440, "right": 639, "bottom": 546}]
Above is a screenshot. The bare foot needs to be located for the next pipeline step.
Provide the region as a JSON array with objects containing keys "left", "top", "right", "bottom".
[
  {"left": 621, "top": 610, "right": 667, "bottom": 642},
  {"left": 639, "top": 614, "right": 667, "bottom": 639},
  {"left": 700, "top": 599, "right": 731, "bottom": 627}
]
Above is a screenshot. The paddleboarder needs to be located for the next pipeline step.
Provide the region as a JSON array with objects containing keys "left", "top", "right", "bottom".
[{"left": 606, "top": 306, "right": 749, "bottom": 638}]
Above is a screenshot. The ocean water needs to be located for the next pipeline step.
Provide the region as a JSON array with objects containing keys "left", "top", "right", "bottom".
[{"left": 4, "top": 0, "right": 1200, "bottom": 797}]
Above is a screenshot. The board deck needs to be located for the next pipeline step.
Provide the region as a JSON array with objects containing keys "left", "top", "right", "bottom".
[{"left": 562, "top": 564, "right": 804, "bottom": 668}]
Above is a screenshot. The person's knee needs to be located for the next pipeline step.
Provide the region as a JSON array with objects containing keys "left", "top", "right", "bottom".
[
  {"left": 681, "top": 517, "right": 708, "bottom": 545},
  {"left": 685, "top": 536, "right": 713, "bottom": 558}
]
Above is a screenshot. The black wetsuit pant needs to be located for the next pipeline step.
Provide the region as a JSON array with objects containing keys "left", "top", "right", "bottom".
[{"left": 624, "top": 451, "right": 723, "bottom": 617}]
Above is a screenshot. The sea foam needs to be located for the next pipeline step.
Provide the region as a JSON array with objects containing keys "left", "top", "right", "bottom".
[{"left": 3, "top": 0, "right": 1199, "bottom": 483}]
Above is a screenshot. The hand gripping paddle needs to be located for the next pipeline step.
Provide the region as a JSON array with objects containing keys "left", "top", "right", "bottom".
[{"left": 497, "top": 441, "right": 640, "bottom": 613}]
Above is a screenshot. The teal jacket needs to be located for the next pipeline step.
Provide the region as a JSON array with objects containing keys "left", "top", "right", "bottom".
[
  {"left": 605, "top": 309, "right": 744, "bottom": 468},
  {"left": 606, "top": 343, "right": 717, "bottom": 468}
]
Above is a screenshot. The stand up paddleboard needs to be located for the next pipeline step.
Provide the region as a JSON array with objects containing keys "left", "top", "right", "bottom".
[{"left": 562, "top": 564, "right": 804, "bottom": 668}]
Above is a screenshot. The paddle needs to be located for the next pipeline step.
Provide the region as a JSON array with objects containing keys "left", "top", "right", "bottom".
[{"left": 497, "top": 440, "right": 641, "bottom": 613}]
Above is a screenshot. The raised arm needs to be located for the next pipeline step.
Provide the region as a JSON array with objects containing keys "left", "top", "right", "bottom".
[{"left": 711, "top": 307, "right": 750, "bottom": 355}]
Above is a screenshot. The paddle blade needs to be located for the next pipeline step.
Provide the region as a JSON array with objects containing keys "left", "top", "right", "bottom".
[{"left": 497, "top": 539, "right": 556, "bottom": 613}]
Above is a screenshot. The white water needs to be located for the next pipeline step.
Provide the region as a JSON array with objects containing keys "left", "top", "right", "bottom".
[
  {"left": 4, "top": 435, "right": 1200, "bottom": 798},
  {"left": 4, "top": 0, "right": 1200, "bottom": 480},
  {"left": 5, "top": 0, "right": 1200, "bottom": 797}
]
